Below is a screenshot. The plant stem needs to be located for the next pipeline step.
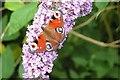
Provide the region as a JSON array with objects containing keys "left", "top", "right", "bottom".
[
  {"left": 70, "top": 30, "right": 120, "bottom": 48},
  {"left": 73, "top": 6, "right": 119, "bottom": 30}
]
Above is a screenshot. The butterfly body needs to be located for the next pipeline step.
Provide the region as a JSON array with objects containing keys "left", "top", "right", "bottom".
[{"left": 30, "top": 11, "right": 64, "bottom": 52}]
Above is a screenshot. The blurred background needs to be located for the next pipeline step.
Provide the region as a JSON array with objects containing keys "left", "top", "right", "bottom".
[{"left": 0, "top": 1, "right": 119, "bottom": 79}]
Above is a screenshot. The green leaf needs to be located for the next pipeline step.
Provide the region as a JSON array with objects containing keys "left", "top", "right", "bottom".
[
  {"left": 95, "top": 48, "right": 118, "bottom": 68},
  {"left": 118, "top": 55, "right": 120, "bottom": 65},
  {"left": 79, "top": 72, "right": 90, "bottom": 78},
  {"left": 95, "top": 2, "right": 109, "bottom": 11},
  {"left": 107, "top": 66, "right": 119, "bottom": 78},
  {"left": 0, "top": 43, "right": 5, "bottom": 54},
  {"left": 72, "top": 57, "right": 88, "bottom": 67},
  {"left": 0, "top": 57, "right": 2, "bottom": 80},
  {"left": 90, "top": 60, "right": 110, "bottom": 78},
  {"left": 95, "top": 50, "right": 108, "bottom": 61},
  {"left": 107, "top": 48, "right": 118, "bottom": 68},
  {"left": 95, "top": 2, "right": 109, "bottom": 19},
  {"left": 95, "top": 65, "right": 108, "bottom": 78},
  {"left": 18, "top": 63, "right": 24, "bottom": 78},
  {"left": 0, "top": 14, "right": 9, "bottom": 32},
  {"left": 22, "top": 36, "right": 27, "bottom": 44},
  {"left": 2, "top": 32, "right": 20, "bottom": 41},
  {"left": 54, "top": 60, "right": 63, "bottom": 70},
  {"left": 70, "top": 69, "right": 79, "bottom": 78},
  {"left": 9, "top": 43, "right": 22, "bottom": 61},
  {"left": 1, "top": 45, "right": 14, "bottom": 78},
  {"left": 4, "top": 1, "right": 24, "bottom": 11},
  {"left": 58, "top": 40, "right": 74, "bottom": 58},
  {"left": 51, "top": 69, "right": 68, "bottom": 78},
  {"left": 8, "top": 2, "right": 37, "bottom": 35}
]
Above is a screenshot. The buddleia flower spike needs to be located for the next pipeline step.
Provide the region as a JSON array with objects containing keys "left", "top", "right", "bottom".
[{"left": 22, "top": 0, "right": 93, "bottom": 79}]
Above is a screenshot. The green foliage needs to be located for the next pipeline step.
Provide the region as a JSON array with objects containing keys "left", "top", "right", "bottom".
[
  {"left": 18, "top": 63, "right": 24, "bottom": 78},
  {"left": 72, "top": 57, "right": 88, "bottom": 67},
  {"left": 89, "top": 59, "right": 110, "bottom": 78},
  {"left": 79, "top": 72, "right": 90, "bottom": 78},
  {"left": 4, "top": 1, "right": 24, "bottom": 11},
  {"left": 9, "top": 43, "right": 22, "bottom": 61},
  {"left": 0, "top": 44, "right": 5, "bottom": 54},
  {"left": 0, "top": 58, "right": 2, "bottom": 80},
  {"left": 1, "top": 45, "right": 14, "bottom": 78},
  {"left": 0, "top": 14, "right": 8, "bottom": 32},
  {"left": 2, "top": 32, "right": 20, "bottom": 41},
  {"left": 51, "top": 68, "right": 68, "bottom": 78},
  {"left": 70, "top": 69, "right": 79, "bottom": 78},
  {"left": 7, "top": 2, "right": 37, "bottom": 35},
  {"left": 108, "top": 66, "right": 119, "bottom": 78},
  {"left": 1, "top": 2, "right": 119, "bottom": 79},
  {"left": 95, "top": 2, "right": 109, "bottom": 11},
  {"left": 95, "top": 2, "right": 109, "bottom": 18}
]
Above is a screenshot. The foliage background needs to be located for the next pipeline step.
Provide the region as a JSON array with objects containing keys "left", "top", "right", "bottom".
[{"left": 0, "top": 1, "right": 119, "bottom": 79}]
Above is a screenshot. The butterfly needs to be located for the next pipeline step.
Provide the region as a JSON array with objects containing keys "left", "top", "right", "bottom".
[{"left": 30, "top": 10, "right": 64, "bottom": 52}]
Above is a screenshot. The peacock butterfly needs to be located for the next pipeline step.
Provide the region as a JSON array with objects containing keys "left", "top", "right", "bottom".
[{"left": 30, "top": 10, "right": 64, "bottom": 52}]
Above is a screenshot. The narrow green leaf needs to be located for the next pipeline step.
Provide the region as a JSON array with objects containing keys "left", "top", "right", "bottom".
[
  {"left": 1, "top": 45, "right": 14, "bottom": 78},
  {"left": 4, "top": 1, "right": 24, "bottom": 11},
  {"left": 22, "top": 36, "right": 27, "bottom": 44},
  {"left": 95, "top": 2, "right": 109, "bottom": 11},
  {"left": 95, "top": 2, "right": 109, "bottom": 18},
  {"left": 18, "top": 63, "right": 24, "bottom": 78},
  {"left": 8, "top": 2, "right": 37, "bottom": 35},
  {"left": 0, "top": 14, "right": 8, "bottom": 32}
]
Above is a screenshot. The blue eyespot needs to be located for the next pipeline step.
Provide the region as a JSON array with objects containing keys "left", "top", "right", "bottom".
[
  {"left": 56, "top": 27, "right": 64, "bottom": 34},
  {"left": 46, "top": 41, "right": 53, "bottom": 51}
]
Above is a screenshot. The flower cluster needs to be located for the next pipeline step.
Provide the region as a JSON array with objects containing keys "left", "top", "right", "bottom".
[
  {"left": 22, "top": 44, "right": 58, "bottom": 79},
  {"left": 22, "top": 0, "right": 93, "bottom": 79}
]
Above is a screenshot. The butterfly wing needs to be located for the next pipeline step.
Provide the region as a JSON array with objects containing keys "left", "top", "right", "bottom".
[
  {"left": 42, "top": 11, "right": 64, "bottom": 51},
  {"left": 49, "top": 18, "right": 63, "bottom": 28},
  {"left": 37, "top": 34, "right": 46, "bottom": 52},
  {"left": 30, "top": 10, "right": 65, "bottom": 52}
]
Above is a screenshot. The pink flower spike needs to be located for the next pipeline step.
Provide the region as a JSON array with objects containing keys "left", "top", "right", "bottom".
[{"left": 22, "top": 1, "right": 93, "bottom": 79}]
